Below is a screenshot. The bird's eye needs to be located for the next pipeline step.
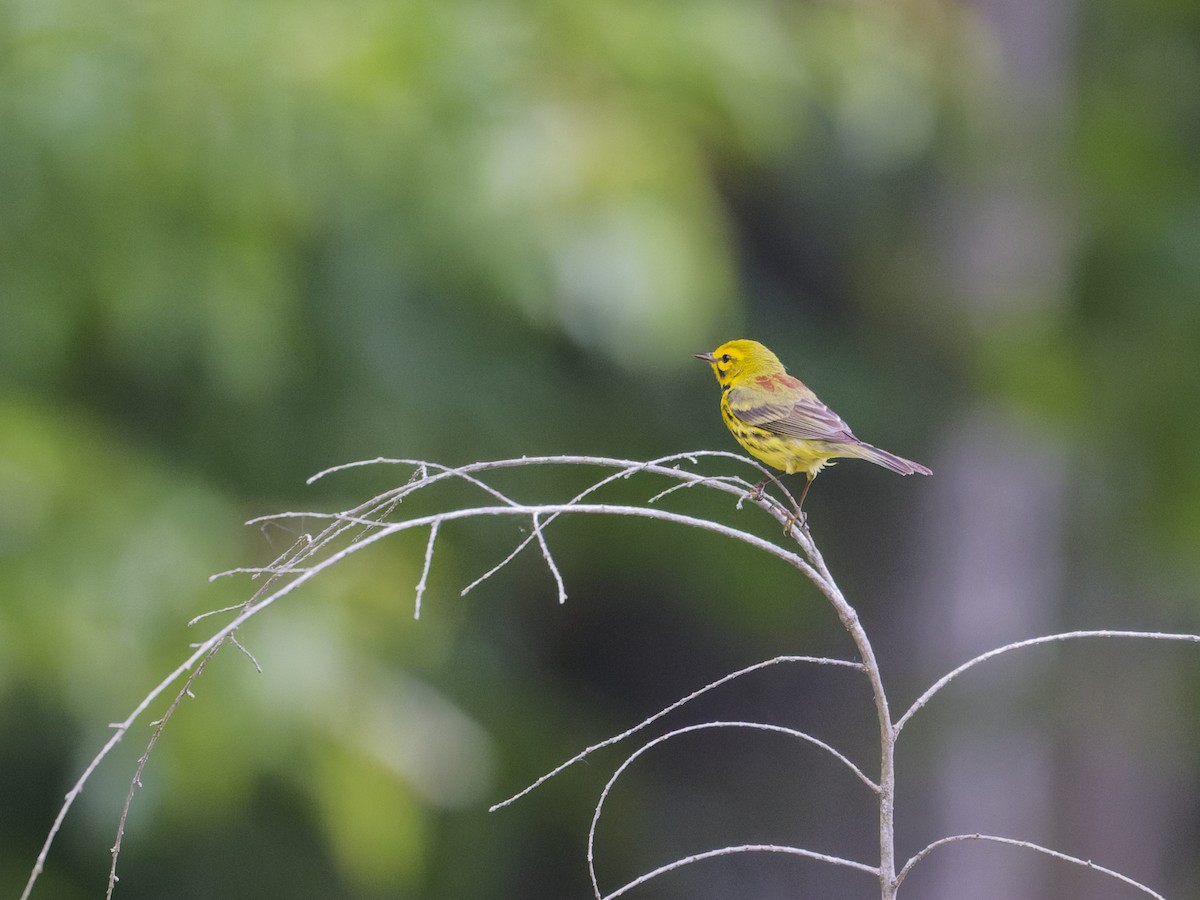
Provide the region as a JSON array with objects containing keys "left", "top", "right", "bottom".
[{"left": 720, "top": 354, "right": 732, "bottom": 364}]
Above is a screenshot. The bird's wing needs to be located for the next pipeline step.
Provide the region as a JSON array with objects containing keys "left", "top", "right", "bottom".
[{"left": 727, "top": 385, "right": 857, "bottom": 443}]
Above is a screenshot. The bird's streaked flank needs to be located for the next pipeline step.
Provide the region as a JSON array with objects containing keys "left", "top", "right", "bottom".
[{"left": 695, "top": 339, "right": 931, "bottom": 512}]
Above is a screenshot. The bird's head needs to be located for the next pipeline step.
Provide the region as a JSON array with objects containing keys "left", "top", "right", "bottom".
[{"left": 693, "top": 339, "right": 784, "bottom": 389}]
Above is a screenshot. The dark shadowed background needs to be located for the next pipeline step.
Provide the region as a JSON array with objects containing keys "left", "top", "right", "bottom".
[{"left": 2, "top": 0, "right": 1199, "bottom": 897}]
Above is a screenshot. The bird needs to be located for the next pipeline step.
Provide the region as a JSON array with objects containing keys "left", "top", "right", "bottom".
[{"left": 694, "top": 339, "right": 931, "bottom": 513}]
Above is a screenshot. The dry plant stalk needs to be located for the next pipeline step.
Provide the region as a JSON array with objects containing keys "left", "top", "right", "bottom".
[{"left": 20, "top": 453, "right": 1198, "bottom": 900}]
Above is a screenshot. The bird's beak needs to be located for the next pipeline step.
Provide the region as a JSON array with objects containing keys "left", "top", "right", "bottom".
[{"left": 693, "top": 352, "right": 715, "bottom": 363}]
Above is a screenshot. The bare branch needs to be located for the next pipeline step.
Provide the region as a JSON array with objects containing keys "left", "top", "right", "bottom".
[
  {"left": 647, "top": 474, "right": 745, "bottom": 504},
  {"left": 276, "top": 454, "right": 796, "bottom": 606},
  {"left": 306, "top": 456, "right": 411, "bottom": 483},
  {"left": 589, "top": 721, "right": 880, "bottom": 898},
  {"left": 603, "top": 844, "right": 879, "bottom": 899},
  {"left": 239, "top": 502, "right": 818, "bottom": 585},
  {"left": 304, "top": 453, "right": 816, "bottom": 609},
  {"left": 41, "top": 454, "right": 1184, "bottom": 900},
  {"left": 307, "top": 451, "right": 771, "bottom": 490},
  {"left": 491, "top": 655, "right": 867, "bottom": 811},
  {"left": 241, "top": 511, "right": 388, "bottom": 530},
  {"left": 460, "top": 536, "right": 526, "bottom": 598},
  {"left": 895, "top": 833, "right": 1166, "bottom": 899},
  {"left": 22, "top": 732, "right": 121, "bottom": 900},
  {"left": 895, "top": 630, "right": 1200, "bottom": 735},
  {"left": 188, "top": 601, "right": 248, "bottom": 626},
  {"left": 26, "top": 455, "right": 825, "bottom": 899},
  {"left": 105, "top": 646, "right": 223, "bottom": 900}
]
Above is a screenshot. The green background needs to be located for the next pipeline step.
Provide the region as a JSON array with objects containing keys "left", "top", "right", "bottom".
[{"left": 2, "top": 0, "right": 1198, "bottom": 897}]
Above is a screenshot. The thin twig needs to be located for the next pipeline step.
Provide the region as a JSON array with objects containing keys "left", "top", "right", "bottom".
[
  {"left": 603, "top": 844, "right": 879, "bottom": 899},
  {"left": 460, "top": 535, "right": 528, "bottom": 597},
  {"left": 228, "top": 634, "right": 262, "bottom": 673},
  {"left": 491, "top": 655, "right": 866, "bottom": 810},
  {"left": 895, "top": 630, "right": 1200, "bottom": 735},
  {"left": 22, "top": 734, "right": 119, "bottom": 900},
  {"left": 105, "top": 645, "right": 224, "bottom": 900},
  {"left": 895, "top": 833, "right": 1166, "bottom": 898},
  {"left": 646, "top": 474, "right": 745, "bottom": 504}
]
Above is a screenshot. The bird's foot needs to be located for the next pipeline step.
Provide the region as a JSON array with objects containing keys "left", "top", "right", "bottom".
[{"left": 783, "top": 508, "right": 809, "bottom": 536}]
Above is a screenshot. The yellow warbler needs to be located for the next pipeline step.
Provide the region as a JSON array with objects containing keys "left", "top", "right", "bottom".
[{"left": 695, "top": 339, "right": 931, "bottom": 509}]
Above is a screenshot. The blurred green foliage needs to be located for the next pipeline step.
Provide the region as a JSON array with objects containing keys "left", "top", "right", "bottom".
[{"left": 2, "top": 0, "right": 1199, "bottom": 897}]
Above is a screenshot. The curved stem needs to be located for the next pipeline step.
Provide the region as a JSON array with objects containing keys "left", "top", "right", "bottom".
[
  {"left": 492, "top": 654, "right": 866, "bottom": 812},
  {"left": 588, "top": 721, "right": 879, "bottom": 899},
  {"left": 895, "top": 630, "right": 1200, "bottom": 736},
  {"left": 604, "top": 844, "right": 878, "bottom": 899},
  {"left": 795, "top": 537, "right": 897, "bottom": 897}
]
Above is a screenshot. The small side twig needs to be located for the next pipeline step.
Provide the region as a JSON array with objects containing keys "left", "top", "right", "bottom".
[
  {"left": 228, "top": 634, "right": 262, "bottom": 673},
  {"left": 530, "top": 513, "right": 567, "bottom": 603},
  {"left": 413, "top": 521, "right": 439, "bottom": 620}
]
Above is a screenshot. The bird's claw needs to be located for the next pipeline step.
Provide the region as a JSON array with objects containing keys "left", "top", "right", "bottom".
[{"left": 783, "top": 509, "right": 808, "bottom": 535}]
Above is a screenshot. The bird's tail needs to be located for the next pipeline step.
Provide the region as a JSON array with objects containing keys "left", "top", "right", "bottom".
[{"left": 850, "top": 442, "right": 932, "bottom": 476}]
